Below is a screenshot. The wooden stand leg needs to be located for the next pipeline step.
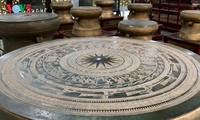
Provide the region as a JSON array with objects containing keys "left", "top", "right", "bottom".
[{"left": 2, "top": 37, "right": 36, "bottom": 54}]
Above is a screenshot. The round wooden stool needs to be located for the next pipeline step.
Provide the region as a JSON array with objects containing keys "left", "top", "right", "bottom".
[
  {"left": 51, "top": 1, "right": 74, "bottom": 24},
  {"left": 118, "top": 20, "right": 158, "bottom": 40},
  {"left": 179, "top": 10, "right": 200, "bottom": 41},
  {"left": 95, "top": 0, "right": 115, "bottom": 18},
  {"left": 128, "top": 3, "right": 152, "bottom": 20},
  {"left": 70, "top": 7, "right": 102, "bottom": 36}
]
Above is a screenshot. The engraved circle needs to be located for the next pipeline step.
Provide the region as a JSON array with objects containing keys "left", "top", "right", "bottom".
[{"left": 60, "top": 49, "right": 141, "bottom": 76}]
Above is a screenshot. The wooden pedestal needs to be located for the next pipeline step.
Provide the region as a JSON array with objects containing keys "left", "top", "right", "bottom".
[
  {"left": 163, "top": 33, "right": 200, "bottom": 55},
  {"left": 59, "top": 22, "right": 74, "bottom": 31},
  {"left": 99, "top": 16, "right": 124, "bottom": 30}
]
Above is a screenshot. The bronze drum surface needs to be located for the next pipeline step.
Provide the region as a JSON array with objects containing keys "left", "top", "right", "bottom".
[{"left": 1, "top": 37, "right": 200, "bottom": 119}]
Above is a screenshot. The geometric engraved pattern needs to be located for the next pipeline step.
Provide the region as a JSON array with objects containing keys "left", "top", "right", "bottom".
[{"left": 0, "top": 37, "right": 200, "bottom": 116}]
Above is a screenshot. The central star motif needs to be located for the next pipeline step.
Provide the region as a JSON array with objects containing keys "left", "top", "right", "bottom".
[{"left": 82, "top": 54, "right": 118, "bottom": 68}]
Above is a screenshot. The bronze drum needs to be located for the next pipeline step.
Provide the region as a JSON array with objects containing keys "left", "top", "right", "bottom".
[
  {"left": 179, "top": 10, "right": 200, "bottom": 41},
  {"left": 118, "top": 20, "right": 158, "bottom": 40},
  {"left": 128, "top": 3, "right": 152, "bottom": 20},
  {"left": 95, "top": 0, "right": 115, "bottom": 18},
  {"left": 70, "top": 6, "right": 102, "bottom": 36},
  {"left": 0, "top": 13, "right": 60, "bottom": 53},
  {"left": 1, "top": 37, "right": 200, "bottom": 119},
  {"left": 51, "top": 1, "right": 74, "bottom": 24}
]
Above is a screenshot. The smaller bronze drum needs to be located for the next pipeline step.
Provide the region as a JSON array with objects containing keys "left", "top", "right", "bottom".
[
  {"left": 70, "top": 6, "right": 102, "bottom": 36},
  {"left": 0, "top": 13, "right": 60, "bottom": 53},
  {"left": 179, "top": 10, "right": 200, "bottom": 41},
  {"left": 51, "top": 1, "right": 74, "bottom": 24},
  {"left": 95, "top": 0, "right": 115, "bottom": 18},
  {"left": 118, "top": 20, "right": 158, "bottom": 40},
  {"left": 128, "top": 3, "right": 152, "bottom": 20}
]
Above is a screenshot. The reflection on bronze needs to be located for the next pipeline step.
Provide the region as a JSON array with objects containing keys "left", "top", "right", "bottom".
[
  {"left": 172, "top": 107, "right": 200, "bottom": 120},
  {"left": 128, "top": 3, "right": 152, "bottom": 20},
  {"left": 95, "top": 0, "right": 115, "bottom": 18},
  {"left": 179, "top": 10, "right": 200, "bottom": 41},
  {"left": 70, "top": 7, "right": 102, "bottom": 36},
  {"left": 0, "top": 13, "right": 60, "bottom": 53},
  {"left": 118, "top": 20, "right": 158, "bottom": 40},
  {"left": 51, "top": 1, "right": 74, "bottom": 24}
]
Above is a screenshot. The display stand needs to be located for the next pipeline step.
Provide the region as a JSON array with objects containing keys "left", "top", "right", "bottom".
[
  {"left": 163, "top": 33, "right": 200, "bottom": 55},
  {"left": 151, "top": 0, "right": 194, "bottom": 31}
]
